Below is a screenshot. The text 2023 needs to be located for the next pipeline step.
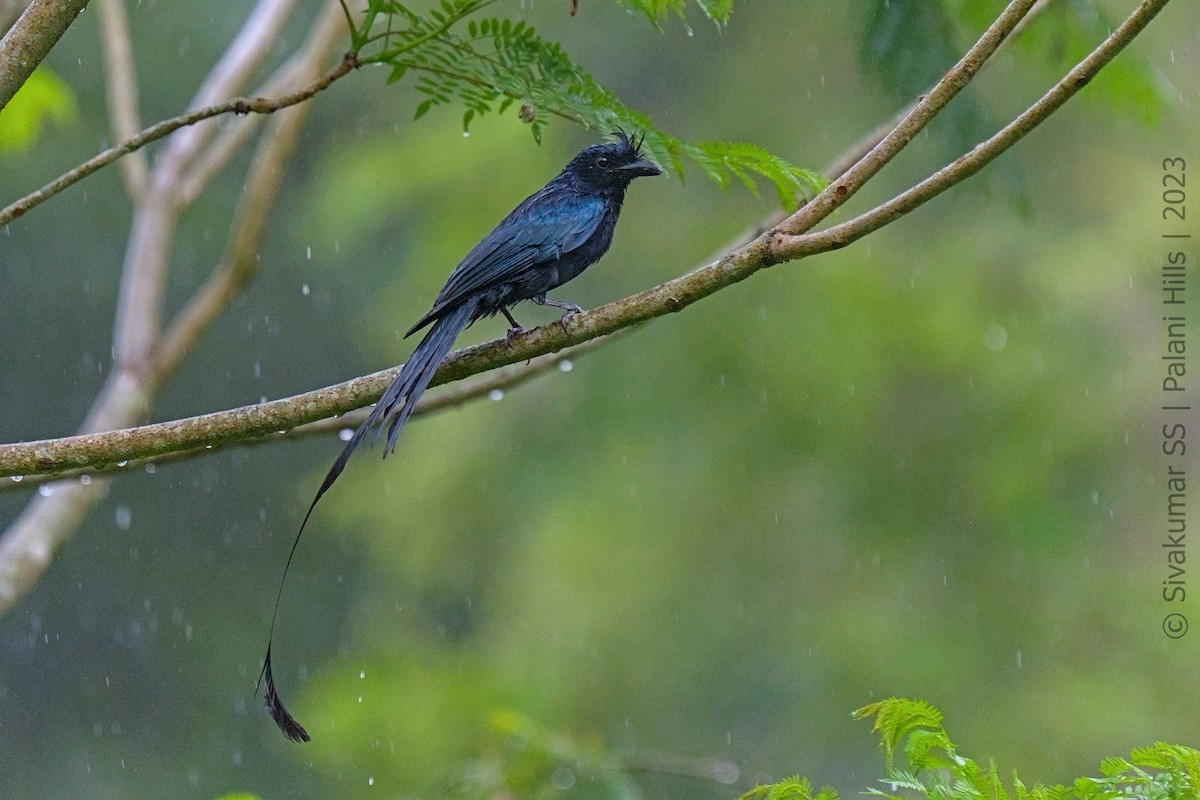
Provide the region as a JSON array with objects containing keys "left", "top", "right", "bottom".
[{"left": 1163, "top": 157, "right": 1185, "bottom": 221}]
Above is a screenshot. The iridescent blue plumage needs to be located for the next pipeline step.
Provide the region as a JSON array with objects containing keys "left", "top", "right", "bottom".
[{"left": 259, "top": 131, "right": 661, "bottom": 742}]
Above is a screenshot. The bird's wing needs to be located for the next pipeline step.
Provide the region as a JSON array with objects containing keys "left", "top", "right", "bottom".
[{"left": 406, "top": 187, "right": 606, "bottom": 335}]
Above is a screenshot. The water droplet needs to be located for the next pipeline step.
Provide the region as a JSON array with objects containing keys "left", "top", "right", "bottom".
[
  {"left": 984, "top": 323, "right": 1007, "bottom": 351},
  {"left": 117, "top": 460, "right": 128, "bottom": 467},
  {"left": 305, "top": 246, "right": 312, "bottom": 260},
  {"left": 358, "top": 695, "right": 363, "bottom": 703},
  {"left": 10, "top": 475, "right": 22, "bottom": 483},
  {"left": 550, "top": 768, "right": 576, "bottom": 790},
  {"left": 339, "top": 428, "right": 354, "bottom": 442},
  {"left": 79, "top": 475, "right": 91, "bottom": 485},
  {"left": 38, "top": 484, "right": 54, "bottom": 497},
  {"left": 360, "top": 670, "right": 366, "bottom": 679},
  {"left": 302, "top": 283, "right": 311, "bottom": 296},
  {"left": 368, "top": 777, "right": 375, "bottom": 787},
  {"left": 462, "top": 130, "right": 470, "bottom": 137},
  {"left": 115, "top": 505, "right": 132, "bottom": 531},
  {"left": 1015, "top": 650, "right": 1023, "bottom": 668},
  {"left": 558, "top": 359, "right": 573, "bottom": 372},
  {"left": 144, "top": 463, "right": 157, "bottom": 474},
  {"left": 489, "top": 389, "right": 504, "bottom": 401}
]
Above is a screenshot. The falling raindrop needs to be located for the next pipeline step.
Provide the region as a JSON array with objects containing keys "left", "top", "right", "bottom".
[
  {"left": 38, "top": 484, "right": 54, "bottom": 497},
  {"left": 339, "top": 428, "right": 354, "bottom": 442},
  {"left": 558, "top": 359, "right": 573, "bottom": 372},
  {"left": 368, "top": 777, "right": 375, "bottom": 786},
  {"left": 302, "top": 283, "right": 311, "bottom": 296},
  {"left": 305, "top": 246, "right": 312, "bottom": 260},
  {"left": 115, "top": 505, "right": 132, "bottom": 531},
  {"left": 489, "top": 389, "right": 504, "bottom": 401}
]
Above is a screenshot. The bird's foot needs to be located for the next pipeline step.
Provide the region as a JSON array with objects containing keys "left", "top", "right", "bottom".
[
  {"left": 558, "top": 306, "right": 582, "bottom": 333},
  {"left": 532, "top": 295, "right": 583, "bottom": 334},
  {"left": 505, "top": 324, "right": 526, "bottom": 347}
]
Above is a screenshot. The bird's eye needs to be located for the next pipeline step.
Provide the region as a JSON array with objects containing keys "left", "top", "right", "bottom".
[{"left": 596, "top": 156, "right": 609, "bottom": 168}]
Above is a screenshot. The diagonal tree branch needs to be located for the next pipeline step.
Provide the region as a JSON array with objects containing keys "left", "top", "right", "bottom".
[
  {"left": 0, "top": 337, "right": 609, "bottom": 493},
  {"left": 0, "top": 51, "right": 357, "bottom": 226},
  {"left": 155, "top": 7, "right": 349, "bottom": 378},
  {"left": 773, "top": 0, "right": 1172, "bottom": 260},
  {"left": 774, "top": 0, "right": 1037, "bottom": 239},
  {"left": 0, "top": 0, "right": 89, "bottom": 110}
]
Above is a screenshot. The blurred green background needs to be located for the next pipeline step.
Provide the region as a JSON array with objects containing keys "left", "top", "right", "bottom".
[{"left": 1, "top": 1, "right": 1197, "bottom": 798}]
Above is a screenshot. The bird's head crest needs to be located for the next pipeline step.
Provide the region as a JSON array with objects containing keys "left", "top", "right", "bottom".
[{"left": 565, "top": 128, "right": 662, "bottom": 189}]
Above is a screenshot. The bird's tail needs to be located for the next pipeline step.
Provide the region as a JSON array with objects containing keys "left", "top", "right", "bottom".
[{"left": 258, "top": 299, "right": 477, "bottom": 743}]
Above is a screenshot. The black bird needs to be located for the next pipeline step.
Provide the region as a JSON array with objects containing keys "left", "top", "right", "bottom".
[{"left": 258, "top": 130, "right": 662, "bottom": 742}]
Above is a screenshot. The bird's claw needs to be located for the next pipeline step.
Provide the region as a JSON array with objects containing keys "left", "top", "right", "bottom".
[
  {"left": 558, "top": 305, "right": 583, "bottom": 333},
  {"left": 505, "top": 325, "right": 525, "bottom": 347}
]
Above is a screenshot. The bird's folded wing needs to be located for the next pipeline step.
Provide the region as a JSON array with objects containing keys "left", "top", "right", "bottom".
[{"left": 410, "top": 189, "right": 606, "bottom": 331}]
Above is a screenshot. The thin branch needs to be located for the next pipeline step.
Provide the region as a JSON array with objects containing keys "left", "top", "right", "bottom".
[
  {"left": 162, "top": 0, "right": 301, "bottom": 172},
  {"left": 622, "top": 751, "right": 740, "bottom": 786},
  {"left": 715, "top": 0, "right": 1059, "bottom": 260},
  {"left": 772, "top": 0, "right": 1173, "bottom": 261},
  {"left": 0, "top": 339, "right": 604, "bottom": 493},
  {"left": 176, "top": 54, "right": 306, "bottom": 206},
  {"left": 0, "top": 0, "right": 89, "bottom": 111},
  {"left": 774, "top": 0, "right": 1037, "bottom": 238},
  {"left": 156, "top": 6, "right": 349, "bottom": 377},
  {"left": 0, "top": 52, "right": 357, "bottom": 226},
  {"left": 97, "top": 0, "right": 147, "bottom": 199}
]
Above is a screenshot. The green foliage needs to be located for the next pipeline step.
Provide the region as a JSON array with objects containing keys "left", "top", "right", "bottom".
[
  {"left": 850, "top": 698, "right": 1200, "bottom": 800},
  {"left": 334, "top": 0, "right": 820, "bottom": 209},
  {"left": 0, "top": 67, "right": 75, "bottom": 153},
  {"left": 614, "top": 0, "right": 735, "bottom": 26},
  {"left": 444, "top": 699, "right": 1198, "bottom": 800},
  {"left": 738, "top": 776, "right": 840, "bottom": 800},
  {"left": 448, "top": 710, "right": 642, "bottom": 800}
]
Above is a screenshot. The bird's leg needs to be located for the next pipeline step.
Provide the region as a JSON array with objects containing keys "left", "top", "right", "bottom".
[
  {"left": 532, "top": 295, "right": 584, "bottom": 332},
  {"left": 501, "top": 306, "right": 525, "bottom": 345}
]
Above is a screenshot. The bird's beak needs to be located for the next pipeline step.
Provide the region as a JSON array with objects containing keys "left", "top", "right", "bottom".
[{"left": 618, "top": 157, "right": 664, "bottom": 178}]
